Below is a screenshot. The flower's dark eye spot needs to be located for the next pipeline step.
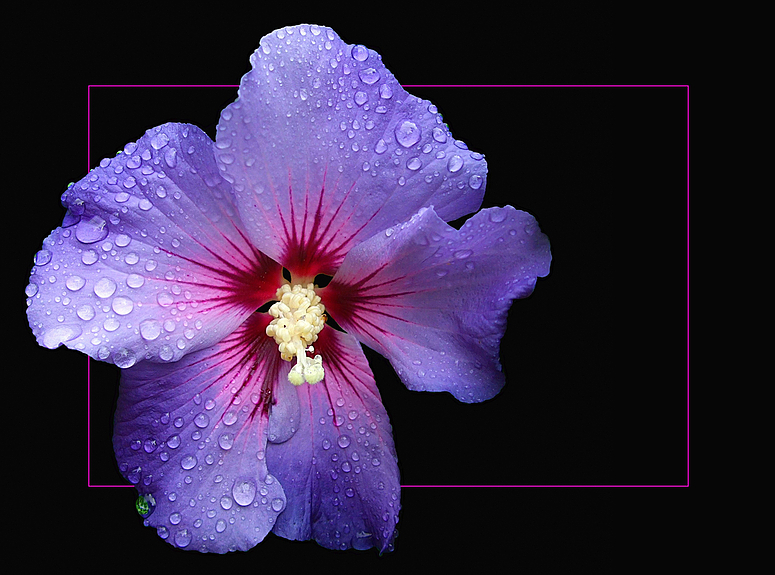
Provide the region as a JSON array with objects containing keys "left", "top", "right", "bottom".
[
  {"left": 282, "top": 267, "right": 292, "bottom": 282},
  {"left": 314, "top": 273, "right": 333, "bottom": 288},
  {"left": 323, "top": 312, "right": 345, "bottom": 333},
  {"left": 256, "top": 300, "right": 276, "bottom": 313}
]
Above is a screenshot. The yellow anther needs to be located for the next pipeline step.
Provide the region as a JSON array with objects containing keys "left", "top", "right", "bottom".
[{"left": 265, "top": 284, "right": 327, "bottom": 385}]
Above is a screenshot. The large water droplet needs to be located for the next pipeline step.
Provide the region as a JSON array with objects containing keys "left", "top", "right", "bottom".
[
  {"left": 81, "top": 250, "right": 99, "bottom": 265},
  {"left": 34, "top": 249, "right": 52, "bottom": 266},
  {"left": 354, "top": 91, "right": 368, "bottom": 106},
  {"left": 469, "top": 174, "right": 483, "bottom": 189},
  {"left": 75, "top": 216, "right": 109, "bottom": 244},
  {"left": 351, "top": 44, "right": 369, "bottom": 61},
  {"left": 113, "top": 347, "right": 137, "bottom": 368},
  {"left": 395, "top": 121, "right": 421, "bottom": 148},
  {"left": 126, "top": 273, "right": 145, "bottom": 289},
  {"left": 180, "top": 454, "right": 198, "bottom": 470},
  {"left": 65, "top": 275, "right": 85, "bottom": 291},
  {"left": 150, "top": 131, "right": 170, "bottom": 150},
  {"left": 174, "top": 528, "right": 191, "bottom": 548},
  {"left": 139, "top": 319, "right": 161, "bottom": 340},
  {"left": 447, "top": 155, "right": 464, "bottom": 173},
  {"left": 111, "top": 296, "right": 134, "bottom": 315},
  {"left": 489, "top": 209, "right": 508, "bottom": 223},
  {"left": 76, "top": 304, "right": 95, "bottom": 321},
  {"left": 407, "top": 157, "right": 422, "bottom": 171},
  {"left": 94, "top": 277, "right": 117, "bottom": 298},
  {"left": 271, "top": 497, "right": 285, "bottom": 512},
  {"left": 164, "top": 147, "right": 177, "bottom": 168},
  {"left": 337, "top": 435, "right": 351, "bottom": 448},
  {"left": 157, "top": 292, "right": 174, "bottom": 307},
  {"left": 218, "top": 433, "right": 234, "bottom": 450},
  {"left": 358, "top": 67, "right": 380, "bottom": 85},
  {"left": 432, "top": 127, "right": 447, "bottom": 143},
  {"left": 232, "top": 478, "right": 257, "bottom": 506},
  {"left": 42, "top": 325, "right": 82, "bottom": 349}
]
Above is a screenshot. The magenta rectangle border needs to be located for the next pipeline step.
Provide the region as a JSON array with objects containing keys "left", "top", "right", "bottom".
[{"left": 86, "top": 84, "right": 690, "bottom": 489}]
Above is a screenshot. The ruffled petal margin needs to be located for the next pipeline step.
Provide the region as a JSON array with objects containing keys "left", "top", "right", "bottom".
[
  {"left": 26, "top": 123, "right": 282, "bottom": 368},
  {"left": 323, "top": 206, "right": 551, "bottom": 403},
  {"left": 215, "top": 24, "right": 487, "bottom": 278},
  {"left": 113, "top": 313, "right": 289, "bottom": 552},
  {"left": 267, "top": 326, "right": 401, "bottom": 552},
  {"left": 114, "top": 311, "right": 400, "bottom": 553}
]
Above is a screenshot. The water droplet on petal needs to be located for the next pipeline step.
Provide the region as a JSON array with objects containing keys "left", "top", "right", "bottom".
[
  {"left": 180, "top": 454, "right": 197, "bottom": 470},
  {"left": 126, "top": 273, "right": 145, "bottom": 288},
  {"left": 94, "top": 277, "right": 117, "bottom": 298},
  {"left": 164, "top": 147, "right": 177, "bottom": 168},
  {"left": 150, "top": 131, "right": 169, "bottom": 150},
  {"left": 379, "top": 84, "right": 393, "bottom": 99},
  {"left": 432, "top": 127, "right": 447, "bottom": 143},
  {"left": 454, "top": 249, "right": 473, "bottom": 259},
  {"left": 447, "top": 155, "right": 464, "bottom": 173},
  {"left": 489, "top": 209, "right": 508, "bottom": 223},
  {"left": 469, "top": 174, "right": 483, "bottom": 189},
  {"left": 218, "top": 433, "right": 234, "bottom": 450},
  {"left": 81, "top": 250, "right": 99, "bottom": 265},
  {"left": 174, "top": 528, "right": 191, "bottom": 548},
  {"left": 351, "top": 44, "right": 369, "bottom": 61},
  {"left": 34, "top": 249, "right": 52, "bottom": 266},
  {"left": 77, "top": 304, "right": 95, "bottom": 321},
  {"left": 232, "top": 478, "right": 257, "bottom": 506},
  {"left": 358, "top": 67, "right": 380, "bottom": 85},
  {"left": 395, "top": 121, "right": 421, "bottom": 148},
  {"left": 354, "top": 91, "right": 368, "bottom": 106},
  {"left": 407, "top": 157, "right": 422, "bottom": 171},
  {"left": 113, "top": 347, "right": 137, "bottom": 368},
  {"left": 42, "top": 325, "right": 82, "bottom": 349},
  {"left": 139, "top": 319, "right": 161, "bottom": 340},
  {"left": 337, "top": 435, "right": 351, "bottom": 448},
  {"left": 75, "top": 216, "right": 109, "bottom": 244},
  {"left": 111, "top": 296, "right": 134, "bottom": 315},
  {"left": 65, "top": 275, "right": 85, "bottom": 291}
]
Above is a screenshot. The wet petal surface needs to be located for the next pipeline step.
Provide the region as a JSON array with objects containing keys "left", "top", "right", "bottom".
[
  {"left": 26, "top": 123, "right": 282, "bottom": 367},
  {"left": 267, "top": 327, "right": 401, "bottom": 552},
  {"left": 113, "top": 313, "right": 289, "bottom": 552},
  {"left": 215, "top": 24, "right": 487, "bottom": 277},
  {"left": 324, "top": 206, "right": 551, "bottom": 402}
]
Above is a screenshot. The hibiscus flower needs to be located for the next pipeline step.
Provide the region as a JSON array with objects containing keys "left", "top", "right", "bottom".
[{"left": 25, "top": 24, "right": 551, "bottom": 553}]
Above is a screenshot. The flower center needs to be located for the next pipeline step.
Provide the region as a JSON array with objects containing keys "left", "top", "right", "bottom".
[{"left": 265, "top": 283, "right": 326, "bottom": 385}]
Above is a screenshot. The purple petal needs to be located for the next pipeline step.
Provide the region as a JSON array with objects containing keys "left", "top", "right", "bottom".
[
  {"left": 214, "top": 24, "right": 487, "bottom": 276},
  {"left": 324, "top": 206, "right": 551, "bottom": 403},
  {"left": 26, "top": 123, "right": 282, "bottom": 367},
  {"left": 113, "top": 313, "right": 289, "bottom": 552},
  {"left": 267, "top": 326, "right": 401, "bottom": 552}
]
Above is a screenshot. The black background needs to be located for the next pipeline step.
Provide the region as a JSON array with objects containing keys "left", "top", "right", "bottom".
[{"left": 16, "top": 7, "right": 691, "bottom": 572}]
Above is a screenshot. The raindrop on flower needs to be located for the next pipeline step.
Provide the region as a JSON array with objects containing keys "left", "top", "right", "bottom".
[
  {"left": 34, "top": 250, "right": 52, "bottom": 266},
  {"left": 75, "top": 216, "right": 109, "bottom": 244},
  {"left": 447, "top": 155, "right": 464, "bottom": 173},
  {"left": 358, "top": 67, "right": 380, "bottom": 85},
  {"left": 65, "top": 275, "right": 85, "bottom": 291},
  {"left": 232, "top": 478, "right": 257, "bottom": 506},
  {"left": 395, "top": 121, "right": 421, "bottom": 148}
]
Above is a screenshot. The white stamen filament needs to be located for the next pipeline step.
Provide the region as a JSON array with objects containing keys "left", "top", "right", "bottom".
[{"left": 265, "top": 283, "right": 326, "bottom": 385}]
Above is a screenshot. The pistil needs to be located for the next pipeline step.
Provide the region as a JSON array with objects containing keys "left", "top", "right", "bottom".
[{"left": 265, "top": 283, "right": 327, "bottom": 385}]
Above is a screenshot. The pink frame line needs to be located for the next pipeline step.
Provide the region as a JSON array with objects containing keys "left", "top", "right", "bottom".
[{"left": 86, "top": 84, "right": 690, "bottom": 489}]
